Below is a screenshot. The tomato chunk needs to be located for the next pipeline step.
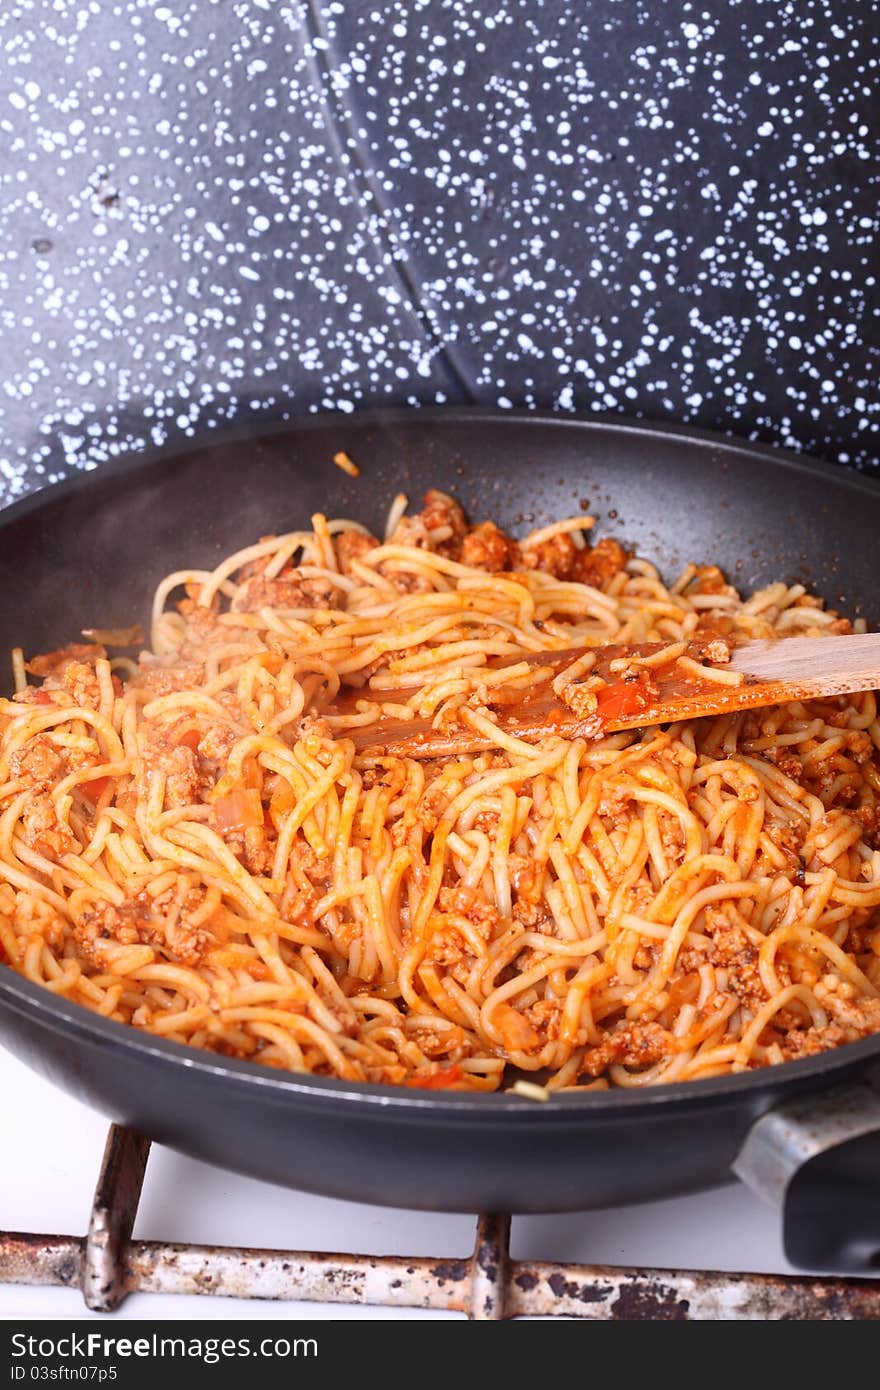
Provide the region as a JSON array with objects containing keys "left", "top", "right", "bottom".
[
  {"left": 79, "top": 776, "right": 111, "bottom": 803},
  {"left": 405, "top": 1065, "right": 464, "bottom": 1090},
  {"left": 595, "top": 677, "right": 651, "bottom": 722}
]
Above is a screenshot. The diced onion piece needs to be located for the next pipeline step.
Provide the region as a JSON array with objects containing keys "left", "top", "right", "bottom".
[
  {"left": 82, "top": 625, "right": 144, "bottom": 647},
  {"left": 494, "top": 1003, "right": 541, "bottom": 1052},
  {"left": 214, "top": 786, "right": 263, "bottom": 832}
]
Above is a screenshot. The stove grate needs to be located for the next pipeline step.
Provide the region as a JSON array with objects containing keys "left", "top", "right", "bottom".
[{"left": 2, "top": 1125, "right": 878, "bottom": 1319}]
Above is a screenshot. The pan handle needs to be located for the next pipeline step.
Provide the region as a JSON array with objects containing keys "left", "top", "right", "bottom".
[{"left": 733, "top": 1083, "right": 880, "bottom": 1273}]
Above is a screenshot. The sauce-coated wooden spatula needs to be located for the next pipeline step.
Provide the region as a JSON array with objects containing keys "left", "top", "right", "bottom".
[{"left": 335, "top": 632, "right": 880, "bottom": 759}]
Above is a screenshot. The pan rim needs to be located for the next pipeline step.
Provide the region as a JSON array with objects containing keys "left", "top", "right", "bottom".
[{"left": 2, "top": 406, "right": 880, "bottom": 1120}]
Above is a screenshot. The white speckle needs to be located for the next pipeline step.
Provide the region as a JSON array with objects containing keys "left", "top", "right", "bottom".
[
  {"left": 205, "top": 222, "right": 224, "bottom": 243},
  {"left": 239, "top": 266, "right": 260, "bottom": 282},
  {"left": 757, "top": 122, "right": 774, "bottom": 138}
]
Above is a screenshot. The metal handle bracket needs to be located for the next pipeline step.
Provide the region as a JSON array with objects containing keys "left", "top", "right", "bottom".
[{"left": 734, "top": 1084, "right": 880, "bottom": 1274}]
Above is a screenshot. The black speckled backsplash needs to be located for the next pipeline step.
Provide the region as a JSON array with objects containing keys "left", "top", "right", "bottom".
[{"left": 0, "top": 0, "right": 876, "bottom": 505}]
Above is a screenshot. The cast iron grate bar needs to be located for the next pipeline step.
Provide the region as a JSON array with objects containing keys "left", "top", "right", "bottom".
[{"left": 1, "top": 1125, "right": 879, "bottom": 1319}]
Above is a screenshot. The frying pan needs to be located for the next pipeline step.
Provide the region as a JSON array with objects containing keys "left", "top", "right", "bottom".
[{"left": 1, "top": 409, "right": 879, "bottom": 1273}]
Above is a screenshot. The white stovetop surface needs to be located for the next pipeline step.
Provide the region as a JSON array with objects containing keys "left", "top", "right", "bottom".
[{"left": 0, "top": 1048, "right": 797, "bottom": 1321}]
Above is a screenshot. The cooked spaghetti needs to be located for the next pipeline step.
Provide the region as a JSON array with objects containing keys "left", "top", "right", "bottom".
[{"left": 2, "top": 489, "right": 880, "bottom": 1092}]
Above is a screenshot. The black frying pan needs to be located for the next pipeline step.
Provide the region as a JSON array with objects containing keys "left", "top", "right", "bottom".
[{"left": 1, "top": 410, "right": 879, "bottom": 1271}]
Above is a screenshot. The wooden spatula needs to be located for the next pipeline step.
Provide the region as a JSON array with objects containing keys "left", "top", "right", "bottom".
[{"left": 333, "top": 632, "right": 880, "bottom": 760}]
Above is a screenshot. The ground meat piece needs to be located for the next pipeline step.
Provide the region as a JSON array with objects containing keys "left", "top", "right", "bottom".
[
  {"left": 855, "top": 803, "right": 880, "bottom": 850},
  {"left": 764, "top": 819, "right": 806, "bottom": 863},
  {"left": 521, "top": 532, "right": 578, "bottom": 579},
  {"left": 523, "top": 998, "right": 561, "bottom": 1040},
  {"left": 74, "top": 901, "right": 147, "bottom": 964},
  {"left": 164, "top": 745, "right": 201, "bottom": 808},
  {"left": 387, "top": 515, "right": 430, "bottom": 550},
  {"left": 687, "top": 565, "right": 731, "bottom": 596},
  {"left": 779, "top": 1022, "right": 850, "bottom": 1060},
  {"left": 426, "top": 925, "right": 472, "bottom": 968},
  {"left": 140, "top": 726, "right": 204, "bottom": 809},
  {"left": 460, "top": 521, "right": 522, "bottom": 573},
  {"left": 222, "top": 824, "right": 271, "bottom": 876},
  {"left": 75, "top": 890, "right": 217, "bottom": 969},
  {"left": 707, "top": 920, "right": 769, "bottom": 1010},
  {"left": 764, "top": 748, "right": 804, "bottom": 781},
  {"left": 511, "top": 898, "right": 554, "bottom": 928},
  {"left": 409, "top": 1024, "right": 466, "bottom": 1060},
  {"left": 55, "top": 661, "right": 102, "bottom": 711},
  {"left": 288, "top": 838, "right": 333, "bottom": 889},
  {"left": 578, "top": 1034, "right": 624, "bottom": 1078},
  {"left": 558, "top": 681, "right": 601, "bottom": 722},
  {"left": 20, "top": 794, "right": 78, "bottom": 861},
  {"left": 614, "top": 1020, "right": 675, "bottom": 1067},
  {"left": 700, "top": 637, "right": 733, "bottom": 665},
  {"left": 9, "top": 735, "right": 63, "bottom": 789},
  {"left": 387, "top": 491, "right": 468, "bottom": 563},
  {"left": 197, "top": 723, "right": 238, "bottom": 776},
  {"left": 173, "top": 598, "right": 229, "bottom": 646},
  {"left": 136, "top": 659, "right": 206, "bottom": 696},
  {"left": 150, "top": 884, "right": 221, "bottom": 965},
  {"left": 25, "top": 643, "right": 105, "bottom": 678},
  {"left": 437, "top": 886, "right": 500, "bottom": 938},
  {"left": 579, "top": 1020, "right": 674, "bottom": 1077},
  {"left": 231, "top": 570, "right": 341, "bottom": 613},
  {"left": 570, "top": 537, "right": 629, "bottom": 590},
  {"left": 819, "top": 991, "right": 880, "bottom": 1036},
  {"left": 634, "top": 941, "right": 660, "bottom": 971},
  {"left": 841, "top": 922, "right": 875, "bottom": 957},
  {"left": 842, "top": 731, "right": 873, "bottom": 763},
  {"left": 418, "top": 489, "right": 468, "bottom": 558},
  {"left": 335, "top": 529, "right": 379, "bottom": 574}
]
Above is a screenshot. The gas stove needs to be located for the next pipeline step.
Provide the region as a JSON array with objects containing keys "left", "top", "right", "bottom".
[{"left": 2, "top": 1048, "right": 876, "bottom": 1320}]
